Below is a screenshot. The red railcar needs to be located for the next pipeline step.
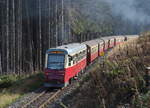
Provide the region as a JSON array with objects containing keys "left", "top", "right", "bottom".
[
  {"left": 100, "top": 37, "right": 112, "bottom": 50},
  {"left": 124, "top": 35, "right": 139, "bottom": 40},
  {"left": 109, "top": 37, "right": 115, "bottom": 48},
  {"left": 44, "top": 35, "right": 139, "bottom": 88},
  {"left": 44, "top": 43, "right": 87, "bottom": 87},
  {"left": 95, "top": 39, "right": 105, "bottom": 56},
  {"left": 83, "top": 40, "right": 99, "bottom": 64},
  {"left": 113, "top": 36, "right": 125, "bottom": 45}
]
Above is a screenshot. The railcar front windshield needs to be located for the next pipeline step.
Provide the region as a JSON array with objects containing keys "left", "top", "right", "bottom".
[{"left": 47, "top": 54, "right": 65, "bottom": 70}]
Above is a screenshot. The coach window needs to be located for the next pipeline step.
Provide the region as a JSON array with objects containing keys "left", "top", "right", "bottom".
[
  {"left": 81, "top": 51, "right": 83, "bottom": 59},
  {"left": 82, "top": 50, "right": 85, "bottom": 58},
  {"left": 76, "top": 54, "right": 78, "bottom": 62},
  {"left": 103, "top": 43, "right": 105, "bottom": 49},
  {"left": 82, "top": 50, "right": 84, "bottom": 57},
  {"left": 92, "top": 47, "right": 95, "bottom": 53},
  {"left": 79, "top": 52, "right": 82, "bottom": 60},
  {"left": 78, "top": 53, "right": 81, "bottom": 61},
  {"left": 93, "top": 47, "right": 95, "bottom": 52},
  {"left": 95, "top": 47, "right": 96, "bottom": 52},
  {"left": 110, "top": 40, "right": 112, "bottom": 44},
  {"left": 94, "top": 47, "right": 97, "bottom": 52},
  {"left": 73, "top": 55, "right": 77, "bottom": 63},
  {"left": 79, "top": 52, "right": 81, "bottom": 61},
  {"left": 81, "top": 51, "right": 84, "bottom": 59},
  {"left": 102, "top": 43, "right": 104, "bottom": 47},
  {"left": 82, "top": 51, "right": 84, "bottom": 58},
  {"left": 84, "top": 50, "right": 86, "bottom": 55},
  {"left": 85, "top": 50, "right": 86, "bottom": 55},
  {"left": 68, "top": 56, "right": 72, "bottom": 66},
  {"left": 92, "top": 48, "right": 94, "bottom": 53},
  {"left": 80, "top": 52, "right": 83, "bottom": 60},
  {"left": 72, "top": 56, "right": 75, "bottom": 64},
  {"left": 100, "top": 43, "right": 102, "bottom": 47}
]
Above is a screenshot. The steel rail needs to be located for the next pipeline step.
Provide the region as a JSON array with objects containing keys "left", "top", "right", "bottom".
[
  {"left": 22, "top": 90, "right": 47, "bottom": 108},
  {"left": 39, "top": 89, "right": 62, "bottom": 108},
  {"left": 21, "top": 87, "right": 65, "bottom": 108}
]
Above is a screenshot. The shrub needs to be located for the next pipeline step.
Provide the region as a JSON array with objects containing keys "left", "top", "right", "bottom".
[{"left": 0, "top": 75, "right": 18, "bottom": 88}]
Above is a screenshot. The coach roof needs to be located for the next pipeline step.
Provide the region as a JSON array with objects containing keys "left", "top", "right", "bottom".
[
  {"left": 83, "top": 40, "right": 99, "bottom": 47},
  {"left": 47, "top": 43, "right": 86, "bottom": 56},
  {"left": 101, "top": 36, "right": 115, "bottom": 41},
  {"left": 94, "top": 39, "right": 104, "bottom": 43}
]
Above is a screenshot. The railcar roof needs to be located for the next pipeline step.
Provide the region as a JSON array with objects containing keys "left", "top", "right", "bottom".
[
  {"left": 110, "top": 36, "right": 125, "bottom": 39},
  {"left": 83, "top": 40, "right": 99, "bottom": 47},
  {"left": 101, "top": 36, "right": 126, "bottom": 40},
  {"left": 125, "top": 35, "right": 139, "bottom": 39},
  {"left": 47, "top": 43, "right": 86, "bottom": 56},
  {"left": 100, "top": 36, "right": 114, "bottom": 41},
  {"left": 94, "top": 39, "right": 104, "bottom": 43},
  {"left": 125, "top": 35, "right": 139, "bottom": 37}
]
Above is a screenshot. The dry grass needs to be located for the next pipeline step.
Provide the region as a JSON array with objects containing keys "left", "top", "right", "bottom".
[
  {"left": 92, "top": 33, "right": 150, "bottom": 107},
  {"left": 0, "top": 73, "right": 44, "bottom": 108},
  {"left": 55, "top": 33, "right": 150, "bottom": 108},
  {"left": 0, "top": 93, "right": 20, "bottom": 108},
  {"left": 81, "top": 32, "right": 150, "bottom": 107}
]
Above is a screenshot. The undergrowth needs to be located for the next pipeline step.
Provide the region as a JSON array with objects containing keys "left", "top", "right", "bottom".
[
  {"left": 0, "top": 72, "right": 44, "bottom": 108},
  {"left": 66, "top": 32, "right": 150, "bottom": 108},
  {"left": 90, "top": 32, "right": 150, "bottom": 107}
]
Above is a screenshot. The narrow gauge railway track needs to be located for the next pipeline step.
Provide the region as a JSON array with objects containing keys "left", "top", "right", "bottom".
[
  {"left": 21, "top": 49, "right": 109, "bottom": 108},
  {"left": 20, "top": 54, "right": 106, "bottom": 108},
  {"left": 22, "top": 88, "right": 64, "bottom": 108}
]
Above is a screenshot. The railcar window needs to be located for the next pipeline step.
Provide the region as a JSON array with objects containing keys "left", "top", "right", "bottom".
[
  {"left": 47, "top": 54, "right": 65, "bottom": 69},
  {"left": 91, "top": 46, "right": 98, "bottom": 53},
  {"left": 111, "top": 40, "right": 113, "bottom": 44},
  {"left": 80, "top": 53, "right": 81, "bottom": 60},
  {"left": 92, "top": 48, "right": 94, "bottom": 53},
  {"left": 83, "top": 50, "right": 86, "bottom": 56},
  {"left": 73, "top": 59, "right": 75, "bottom": 64},
  {"left": 68, "top": 56, "right": 72, "bottom": 66},
  {"left": 72, "top": 56, "right": 75, "bottom": 64},
  {"left": 76, "top": 54, "right": 79, "bottom": 61},
  {"left": 81, "top": 51, "right": 84, "bottom": 60},
  {"left": 84, "top": 50, "right": 86, "bottom": 55},
  {"left": 79, "top": 52, "right": 81, "bottom": 61}
]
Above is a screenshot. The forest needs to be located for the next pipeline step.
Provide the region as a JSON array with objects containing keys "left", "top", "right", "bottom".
[{"left": 0, "top": 0, "right": 150, "bottom": 75}]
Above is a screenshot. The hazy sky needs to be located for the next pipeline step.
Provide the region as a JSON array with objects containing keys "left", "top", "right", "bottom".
[{"left": 105, "top": 0, "right": 150, "bottom": 23}]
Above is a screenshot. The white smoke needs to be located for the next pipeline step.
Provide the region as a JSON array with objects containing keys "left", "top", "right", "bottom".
[{"left": 105, "top": 0, "right": 150, "bottom": 24}]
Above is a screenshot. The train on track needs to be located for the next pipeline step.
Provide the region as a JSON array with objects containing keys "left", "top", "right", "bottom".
[{"left": 44, "top": 35, "right": 139, "bottom": 87}]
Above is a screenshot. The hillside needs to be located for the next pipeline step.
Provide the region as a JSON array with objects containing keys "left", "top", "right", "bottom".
[
  {"left": 0, "top": 0, "right": 150, "bottom": 75},
  {"left": 57, "top": 32, "right": 150, "bottom": 108},
  {"left": 0, "top": 0, "right": 150, "bottom": 107}
]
